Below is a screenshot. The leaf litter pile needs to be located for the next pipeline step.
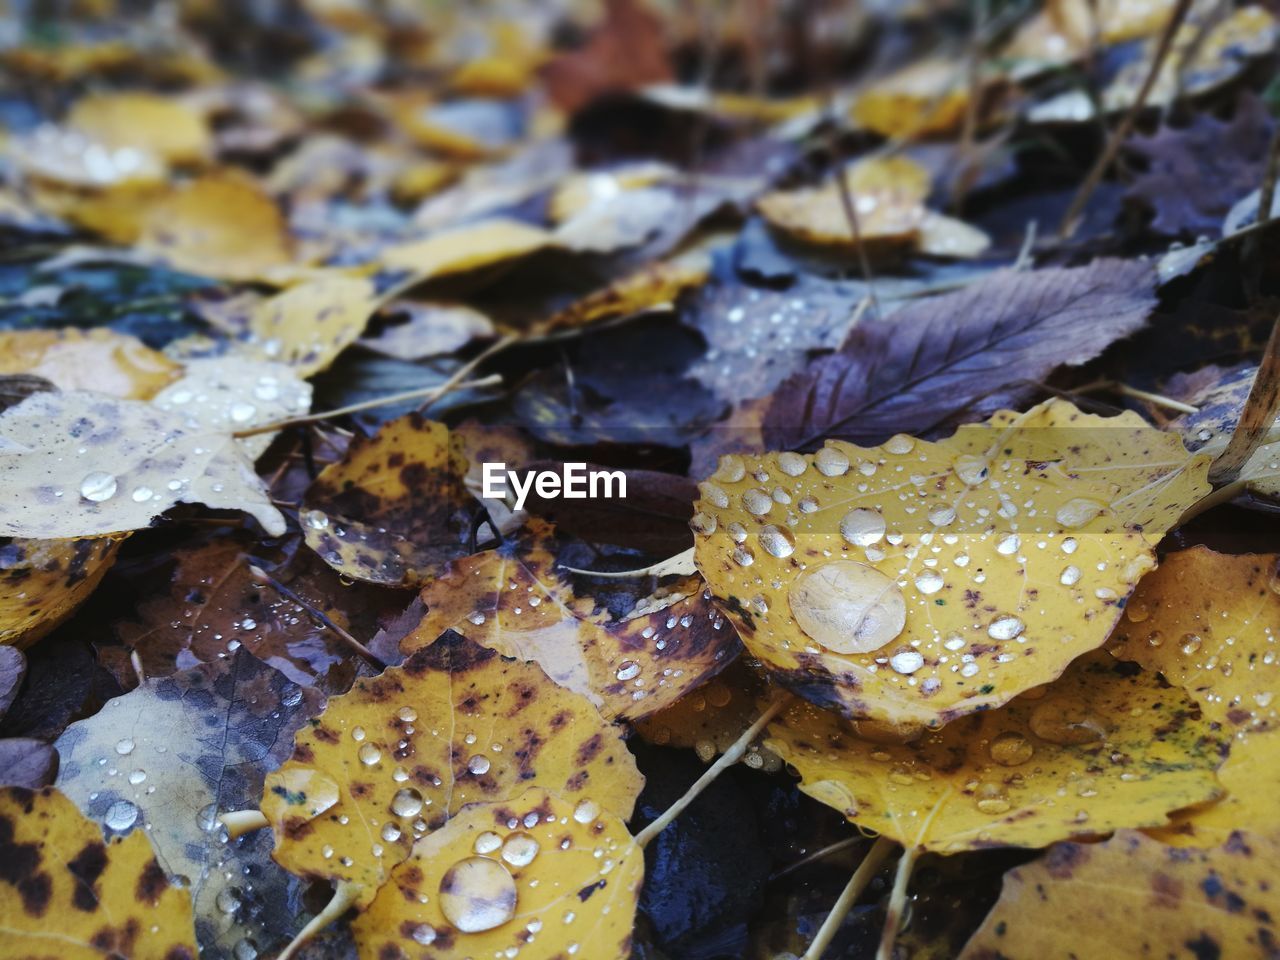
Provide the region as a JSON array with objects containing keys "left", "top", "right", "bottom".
[{"left": 7, "top": 1, "right": 1280, "bottom": 959}]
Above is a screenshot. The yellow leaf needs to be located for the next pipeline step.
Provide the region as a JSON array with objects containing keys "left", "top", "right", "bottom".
[
  {"left": 692, "top": 399, "right": 1210, "bottom": 726},
  {"left": 404, "top": 518, "right": 740, "bottom": 720},
  {"left": 0, "top": 329, "right": 179, "bottom": 400},
  {"left": 1109, "top": 546, "right": 1280, "bottom": 844},
  {"left": 352, "top": 787, "right": 643, "bottom": 960},
  {"left": 241, "top": 272, "right": 383, "bottom": 376},
  {"left": 765, "top": 651, "right": 1225, "bottom": 852},
  {"left": 852, "top": 59, "right": 970, "bottom": 138},
  {"left": 302, "top": 415, "right": 473, "bottom": 586},
  {"left": 0, "top": 536, "right": 122, "bottom": 648},
  {"left": 67, "top": 91, "right": 212, "bottom": 166},
  {"left": 137, "top": 174, "right": 295, "bottom": 282},
  {"left": 379, "top": 218, "right": 549, "bottom": 281},
  {"left": 0, "top": 786, "right": 198, "bottom": 960},
  {"left": 958, "top": 830, "right": 1280, "bottom": 960},
  {"left": 261, "top": 636, "right": 644, "bottom": 907}
]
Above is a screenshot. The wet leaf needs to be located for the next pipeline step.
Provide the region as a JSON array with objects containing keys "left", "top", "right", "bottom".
[
  {"left": 404, "top": 519, "right": 740, "bottom": 720},
  {"left": 1109, "top": 547, "right": 1280, "bottom": 844},
  {"left": 761, "top": 259, "right": 1158, "bottom": 450},
  {"left": 0, "top": 329, "right": 179, "bottom": 400},
  {"left": 0, "top": 390, "right": 285, "bottom": 539},
  {"left": 261, "top": 635, "right": 643, "bottom": 907},
  {"left": 0, "top": 536, "right": 123, "bottom": 649},
  {"left": 302, "top": 414, "right": 474, "bottom": 586},
  {"left": 352, "top": 786, "right": 643, "bottom": 960},
  {"left": 0, "top": 785, "right": 198, "bottom": 959},
  {"left": 239, "top": 273, "right": 384, "bottom": 377},
  {"left": 959, "top": 830, "right": 1280, "bottom": 960},
  {"left": 0, "top": 646, "right": 24, "bottom": 717},
  {"left": 693, "top": 399, "right": 1210, "bottom": 726},
  {"left": 1176, "top": 364, "right": 1280, "bottom": 503},
  {"left": 379, "top": 218, "right": 549, "bottom": 281},
  {"left": 765, "top": 652, "right": 1226, "bottom": 852},
  {"left": 0, "top": 738, "right": 58, "bottom": 788},
  {"left": 67, "top": 91, "right": 212, "bottom": 167},
  {"left": 542, "top": 0, "right": 673, "bottom": 113},
  {"left": 852, "top": 59, "right": 971, "bottom": 138},
  {"left": 358, "top": 302, "right": 495, "bottom": 362}
]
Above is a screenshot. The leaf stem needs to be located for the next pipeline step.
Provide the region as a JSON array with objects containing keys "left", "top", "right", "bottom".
[
  {"left": 875, "top": 845, "right": 918, "bottom": 960},
  {"left": 416, "top": 333, "right": 520, "bottom": 412},
  {"left": 1209, "top": 305, "right": 1280, "bottom": 484},
  {"left": 218, "top": 809, "right": 269, "bottom": 839},
  {"left": 248, "top": 563, "right": 386, "bottom": 668},
  {"left": 800, "top": 836, "right": 895, "bottom": 960},
  {"left": 634, "top": 690, "right": 792, "bottom": 848},
  {"left": 277, "top": 881, "right": 362, "bottom": 960}
]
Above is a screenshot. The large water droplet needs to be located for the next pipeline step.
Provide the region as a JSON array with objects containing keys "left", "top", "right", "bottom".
[
  {"left": 501, "top": 832, "right": 540, "bottom": 867},
  {"left": 358, "top": 744, "right": 382, "bottom": 766},
  {"left": 953, "top": 455, "right": 988, "bottom": 485},
  {"left": 104, "top": 799, "right": 139, "bottom": 831},
  {"left": 742, "top": 488, "right": 773, "bottom": 516},
  {"left": 80, "top": 471, "right": 118, "bottom": 502},
  {"left": 989, "top": 731, "right": 1034, "bottom": 766},
  {"left": 758, "top": 524, "right": 796, "bottom": 559},
  {"left": 698, "top": 481, "right": 729, "bottom": 509},
  {"left": 115, "top": 737, "right": 135, "bottom": 755},
  {"left": 777, "top": 452, "right": 807, "bottom": 476},
  {"left": 439, "top": 857, "right": 518, "bottom": 933},
  {"left": 616, "top": 661, "right": 641, "bottom": 681},
  {"left": 573, "top": 800, "right": 599, "bottom": 824},
  {"left": 884, "top": 434, "right": 915, "bottom": 455},
  {"left": 467, "top": 755, "right": 491, "bottom": 775},
  {"left": 1029, "top": 699, "right": 1106, "bottom": 745},
  {"left": 839, "top": 509, "right": 885, "bottom": 547},
  {"left": 411, "top": 924, "right": 437, "bottom": 945},
  {"left": 914, "top": 570, "right": 944, "bottom": 594},
  {"left": 787, "top": 560, "right": 907, "bottom": 654},
  {"left": 987, "top": 615, "right": 1025, "bottom": 641},
  {"left": 713, "top": 455, "right": 746, "bottom": 483},
  {"left": 814, "top": 447, "right": 850, "bottom": 477},
  {"left": 1055, "top": 498, "right": 1105, "bottom": 529},
  {"left": 889, "top": 649, "right": 924, "bottom": 674},
  {"left": 391, "top": 788, "right": 424, "bottom": 818}
]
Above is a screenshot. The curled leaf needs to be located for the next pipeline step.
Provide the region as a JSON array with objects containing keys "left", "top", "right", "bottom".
[{"left": 0, "top": 536, "right": 122, "bottom": 648}]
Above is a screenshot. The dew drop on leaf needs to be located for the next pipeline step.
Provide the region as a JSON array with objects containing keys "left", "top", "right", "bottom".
[
  {"left": 80, "top": 470, "right": 118, "bottom": 502},
  {"left": 839, "top": 508, "right": 886, "bottom": 547},
  {"left": 787, "top": 560, "right": 907, "bottom": 654},
  {"left": 438, "top": 856, "right": 518, "bottom": 933}
]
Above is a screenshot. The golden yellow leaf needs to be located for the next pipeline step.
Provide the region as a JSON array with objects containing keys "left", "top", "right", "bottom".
[
  {"left": 241, "top": 272, "right": 383, "bottom": 376},
  {"left": 547, "top": 163, "right": 676, "bottom": 223},
  {"left": 0, "top": 786, "right": 198, "bottom": 960},
  {"left": 11, "top": 124, "right": 166, "bottom": 189},
  {"left": 302, "top": 415, "right": 473, "bottom": 586},
  {"left": 692, "top": 399, "right": 1210, "bottom": 726},
  {"left": 352, "top": 787, "right": 643, "bottom": 960},
  {"left": 0, "top": 536, "right": 122, "bottom": 648},
  {"left": 958, "top": 830, "right": 1280, "bottom": 960},
  {"left": 379, "top": 218, "right": 549, "bottom": 281},
  {"left": 765, "top": 651, "right": 1225, "bottom": 852},
  {"left": 23, "top": 179, "right": 167, "bottom": 244},
  {"left": 852, "top": 59, "right": 970, "bottom": 138},
  {"left": 67, "top": 91, "right": 212, "bottom": 166},
  {"left": 0, "top": 329, "right": 179, "bottom": 401},
  {"left": 137, "top": 174, "right": 294, "bottom": 282},
  {"left": 404, "top": 518, "right": 740, "bottom": 720},
  {"left": 261, "top": 636, "right": 644, "bottom": 907},
  {"left": 1109, "top": 546, "right": 1280, "bottom": 844}
]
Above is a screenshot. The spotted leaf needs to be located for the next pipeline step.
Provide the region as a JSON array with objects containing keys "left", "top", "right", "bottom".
[
  {"left": 0, "top": 536, "right": 122, "bottom": 649},
  {"left": 0, "top": 786, "right": 198, "bottom": 960},
  {"left": 302, "top": 414, "right": 473, "bottom": 586},
  {"left": 1109, "top": 547, "right": 1280, "bottom": 845},
  {"left": 765, "top": 651, "right": 1225, "bottom": 853},
  {"left": 0, "top": 329, "right": 179, "bottom": 401},
  {"left": 352, "top": 787, "right": 642, "bottom": 960},
  {"left": 403, "top": 519, "right": 740, "bottom": 720},
  {"left": 260, "top": 635, "right": 643, "bottom": 907},
  {"left": 959, "top": 830, "right": 1280, "bottom": 960}
]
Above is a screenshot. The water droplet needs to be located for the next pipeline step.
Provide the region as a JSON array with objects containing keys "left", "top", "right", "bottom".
[
  {"left": 475, "top": 831, "right": 503, "bottom": 854},
  {"left": 391, "top": 788, "right": 424, "bottom": 817},
  {"left": 129, "top": 769, "right": 146, "bottom": 785},
  {"left": 1056, "top": 498, "right": 1104, "bottom": 528},
  {"left": 381, "top": 822, "right": 402, "bottom": 843},
  {"left": 987, "top": 616, "right": 1025, "bottom": 641},
  {"left": 502, "top": 832, "right": 540, "bottom": 867},
  {"left": 996, "top": 534, "right": 1020, "bottom": 556},
  {"left": 927, "top": 506, "right": 956, "bottom": 527},
  {"left": 1029, "top": 699, "right": 1106, "bottom": 745},
  {"left": 814, "top": 446, "right": 850, "bottom": 477},
  {"left": 115, "top": 737, "right": 135, "bottom": 755},
  {"left": 358, "top": 744, "right": 381, "bottom": 766},
  {"left": 104, "top": 800, "right": 139, "bottom": 831},
  {"left": 713, "top": 455, "right": 746, "bottom": 482},
  {"left": 839, "top": 508, "right": 885, "bottom": 547},
  {"left": 130, "top": 485, "right": 154, "bottom": 503},
  {"left": 468, "top": 755, "right": 491, "bottom": 775},
  {"left": 732, "top": 544, "right": 755, "bottom": 567},
  {"left": 742, "top": 488, "right": 773, "bottom": 516},
  {"left": 689, "top": 511, "right": 717, "bottom": 536},
  {"left": 884, "top": 434, "right": 915, "bottom": 455},
  {"left": 216, "top": 888, "right": 241, "bottom": 914},
  {"left": 698, "top": 481, "right": 729, "bottom": 509},
  {"left": 1125, "top": 600, "right": 1150, "bottom": 623},
  {"left": 616, "top": 661, "right": 641, "bottom": 681},
  {"left": 573, "top": 800, "right": 599, "bottom": 824},
  {"left": 777, "top": 452, "right": 807, "bottom": 476},
  {"left": 788, "top": 560, "right": 907, "bottom": 654},
  {"left": 889, "top": 649, "right": 924, "bottom": 674},
  {"left": 989, "top": 732, "right": 1034, "bottom": 766},
  {"left": 230, "top": 402, "right": 257, "bottom": 423},
  {"left": 914, "top": 570, "right": 944, "bottom": 594},
  {"left": 80, "top": 471, "right": 118, "bottom": 502},
  {"left": 438, "top": 857, "right": 518, "bottom": 933},
  {"left": 1059, "top": 565, "right": 1081, "bottom": 586},
  {"left": 411, "top": 924, "right": 437, "bottom": 945},
  {"left": 953, "top": 455, "right": 988, "bottom": 485},
  {"left": 758, "top": 524, "right": 796, "bottom": 558},
  {"left": 397, "top": 706, "right": 418, "bottom": 723},
  {"left": 1181, "top": 633, "right": 1203, "bottom": 656}
]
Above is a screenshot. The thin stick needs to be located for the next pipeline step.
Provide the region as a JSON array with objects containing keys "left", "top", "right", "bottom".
[
  {"left": 1209, "top": 306, "right": 1280, "bottom": 484},
  {"left": 417, "top": 333, "right": 519, "bottom": 412},
  {"left": 233, "top": 374, "right": 503, "bottom": 439},
  {"left": 277, "top": 881, "right": 361, "bottom": 960},
  {"left": 635, "top": 691, "right": 792, "bottom": 848},
  {"left": 1057, "top": 0, "right": 1194, "bottom": 239},
  {"left": 219, "top": 809, "right": 269, "bottom": 839},
  {"left": 1108, "top": 383, "right": 1199, "bottom": 415},
  {"left": 800, "top": 836, "right": 895, "bottom": 960},
  {"left": 248, "top": 564, "right": 386, "bottom": 667},
  {"left": 875, "top": 845, "right": 918, "bottom": 960},
  {"left": 771, "top": 835, "right": 865, "bottom": 883},
  {"left": 130, "top": 650, "right": 146, "bottom": 686}
]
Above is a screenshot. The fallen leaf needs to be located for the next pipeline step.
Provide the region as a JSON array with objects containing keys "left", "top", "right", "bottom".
[
  {"left": 693, "top": 399, "right": 1210, "bottom": 726},
  {"left": 0, "top": 329, "right": 179, "bottom": 400},
  {"left": 0, "top": 738, "right": 57, "bottom": 788},
  {"left": 1175, "top": 364, "right": 1280, "bottom": 503},
  {"left": 542, "top": 0, "right": 672, "bottom": 113},
  {"left": 0, "top": 536, "right": 123, "bottom": 648},
  {"left": 0, "top": 646, "right": 24, "bottom": 716},
  {"left": 0, "top": 637, "right": 100, "bottom": 742},
  {"left": 0, "top": 390, "right": 285, "bottom": 539},
  {"left": 261, "top": 635, "right": 644, "bottom": 906},
  {"left": 765, "top": 652, "right": 1226, "bottom": 851},
  {"left": 358, "top": 302, "right": 495, "bottom": 361},
  {"left": 352, "top": 787, "right": 644, "bottom": 960},
  {"left": 761, "top": 259, "right": 1158, "bottom": 450},
  {"left": 67, "top": 91, "right": 212, "bottom": 166},
  {"left": 852, "top": 59, "right": 971, "bottom": 138},
  {"left": 55, "top": 651, "right": 318, "bottom": 959},
  {"left": 959, "top": 830, "right": 1280, "bottom": 960},
  {"left": 0, "top": 785, "right": 198, "bottom": 959},
  {"left": 302, "top": 414, "right": 474, "bottom": 586},
  {"left": 1108, "top": 547, "right": 1280, "bottom": 844},
  {"left": 403, "top": 519, "right": 740, "bottom": 720},
  {"left": 378, "top": 218, "right": 549, "bottom": 281}
]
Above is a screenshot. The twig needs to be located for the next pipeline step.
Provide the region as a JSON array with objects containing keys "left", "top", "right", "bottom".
[
  {"left": 1057, "top": 0, "right": 1195, "bottom": 239},
  {"left": 248, "top": 563, "right": 386, "bottom": 668},
  {"left": 635, "top": 691, "right": 792, "bottom": 848},
  {"left": 416, "top": 333, "right": 519, "bottom": 412},
  {"left": 219, "top": 809, "right": 269, "bottom": 839},
  {"left": 1209, "top": 306, "right": 1280, "bottom": 485},
  {"left": 770, "top": 835, "right": 865, "bottom": 883},
  {"left": 875, "top": 845, "right": 918, "bottom": 960},
  {"left": 232, "top": 373, "right": 503, "bottom": 439},
  {"left": 800, "top": 836, "right": 895, "bottom": 960}
]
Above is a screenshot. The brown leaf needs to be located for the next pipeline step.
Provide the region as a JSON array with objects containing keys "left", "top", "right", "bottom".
[{"left": 542, "top": 0, "right": 673, "bottom": 113}]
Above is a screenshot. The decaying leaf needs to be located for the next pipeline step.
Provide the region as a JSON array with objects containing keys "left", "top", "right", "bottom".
[
  {"left": 762, "top": 259, "right": 1158, "bottom": 450},
  {"left": 0, "top": 390, "right": 286, "bottom": 539},
  {"left": 0, "top": 535, "right": 123, "bottom": 648},
  {"left": 352, "top": 787, "right": 644, "bottom": 960},
  {"left": 1109, "top": 547, "right": 1280, "bottom": 844},
  {"left": 403, "top": 519, "right": 739, "bottom": 720},
  {"left": 55, "top": 651, "right": 319, "bottom": 958},
  {"left": 0, "top": 738, "right": 57, "bottom": 788},
  {"left": 261, "top": 635, "right": 643, "bottom": 906},
  {"left": 302, "top": 414, "right": 474, "bottom": 586},
  {"left": 541, "top": 0, "right": 672, "bottom": 113},
  {"left": 694, "top": 399, "right": 1210, "bottom": 726},
  {"left": 378, "top": 218, "right": 549, "bottom": 282},
  {"left": 959, "top": 830, "right": 1280, "bottom": 960},
  {"left": 0, "top": 785, "right": 198, "bottom": 959},
  {"left": 765, "top": 652, "right": 1226, "bottom": 852},
  {"left": 358, "top": 302, "right": 496, "bottom": 361},
  {"left": 1176, "top": 364, "right": 1280, "bottom": 502},
  {"left": 0, "top": 329, "right": 179, "bottom": 400}
]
